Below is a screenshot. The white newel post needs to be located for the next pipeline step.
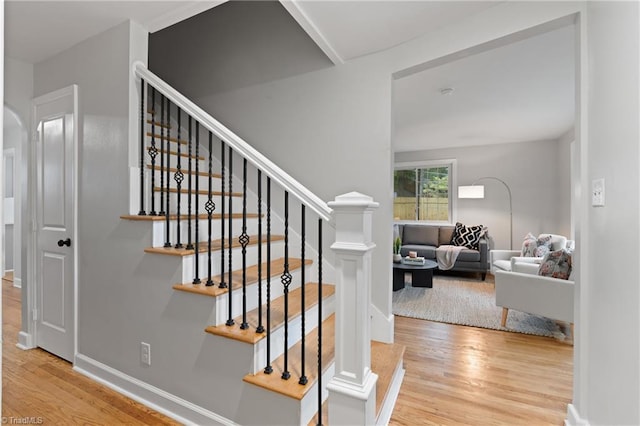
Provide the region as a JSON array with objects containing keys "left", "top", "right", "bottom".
[{"left": 327, "top": 192, "right": 379, "bottom": 425}]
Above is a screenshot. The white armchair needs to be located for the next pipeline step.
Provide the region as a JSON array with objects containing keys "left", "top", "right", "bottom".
[
  {"left": 495, "top": 269, "right": 574, "bottom": 335},
  {"left": 490, "top": 234, "right": 572, "bottom": 274}
]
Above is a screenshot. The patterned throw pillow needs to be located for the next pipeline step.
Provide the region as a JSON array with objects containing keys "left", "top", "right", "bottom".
[
  {"left": 450, "top": 222, "right": 485, "bottom": 250},
  {"left": 538, "top": 249, "right": 572, "bottom": 280},
  {"left": 521, "top": 233, "right": 554, "bottom": 257},
  {"left": 521, "top": 232, "right": 538, "bottom": 257},
  {"left": 534, "top": 234, "right": 553, "bottom": 257}
]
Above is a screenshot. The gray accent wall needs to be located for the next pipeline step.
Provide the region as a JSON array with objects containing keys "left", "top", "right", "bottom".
[{"left": 395, "top": 138, "right": 572, "bottom": 251}]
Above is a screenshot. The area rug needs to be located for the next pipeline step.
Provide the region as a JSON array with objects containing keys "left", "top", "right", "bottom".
[{"left": 392, "top": 275, "right": 567, "bottom": 340}]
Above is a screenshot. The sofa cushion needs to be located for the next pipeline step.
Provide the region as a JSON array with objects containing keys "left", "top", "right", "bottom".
[
  {"left": 400, "top": 244, "right": 436, "bottom": 259},
  {"left": 538, "top": 249, "right": 572, "bottom": 280},
  {"left": 456, "top": 248, "right": 481, "bottom": 262},
  {"left": 403, "top": 225, "right": 439, "bottom": 247},
  {"left": 451, "top": 222, "right": 485, "bottom": 250},
  {"left": 439, "top": 227, "right": 455, "bottom": 246},
  {"left": 493, "top": 259, "right": 512, "bottom": 272}
]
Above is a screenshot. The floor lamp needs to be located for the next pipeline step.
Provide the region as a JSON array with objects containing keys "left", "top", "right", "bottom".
[{"left": 458, "top": 177, "right": 513, "bottom": 250}]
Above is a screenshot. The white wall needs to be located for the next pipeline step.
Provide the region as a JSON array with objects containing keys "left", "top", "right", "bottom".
[
  {"left": 394, "top": 138, "right": 570, "bottom": 250},
  {"left": 578, "top": 2, "right": 639, "bottom": 424},
  {"left": 4, "top": 56, "right": 33, "bottom": 308},
  {"left": 557, "top": 128, "right": 574, "bottom": 239}
]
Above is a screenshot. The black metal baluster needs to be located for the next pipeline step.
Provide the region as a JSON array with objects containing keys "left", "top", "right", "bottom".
[
  {"left": 226, "top": 147, "right": 234, "bottom": 326},
  {"left": 163, "top": 95, "right": 171, "bottom": 247},
  {"left": 193, "top": 121, "right": 201, "bottom": 284},
  {"left": 160, "top": 94, "right": 169, "bottom": 218},
  {"left": 148, "top": 87, "right": 158, "bottom": 216},
  {"left": 264, "top": 178, "right": 273, "bottom": 374},
  {"left": 299, "top": 205, "right": 307, "bottom": 385},
  {"left": 219, "top": 142, "right": 227, "bottom": 289},
  {"left": 138, "top": 78, "right": 146, "bottom": 216},
  {"left": 239, "top": 159, "right": 249, "bottom": 330},
  {"left": 281, "top": 191, "right": 292, "bottom": 380},
  {"left": 317, "top": 218, "right": 323, "bottom": 426},
  {"left": 206, "top": 132, "right": 215, "bottom": 287},
  {"left": 256, "top": 171, "right": 264, "bottom": 334},
  {"left": 174, "top": 106, "right": 184, "bottom": 249},
  {"left": 186, "top": 116, "right": 194, "bottom": 250}
]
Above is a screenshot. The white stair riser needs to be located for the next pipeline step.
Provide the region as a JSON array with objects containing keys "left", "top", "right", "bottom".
[
  {"left": 252, "top": 293, "right": 335, "bottom": 374},
  {"left": 151, "top": 192, "right": 246, "bottom": 215},
  {"left": 151, "top": 218, "right": 261, "bottom": 248},
  {"left": 180, "top": 241, "right": 286, "bottom": 284},
  {"left": 212, "top": 267, "right": 310, "bottom": 326},
  {"left": 149, "top": 170, "right": 222, "bottom": 192}
]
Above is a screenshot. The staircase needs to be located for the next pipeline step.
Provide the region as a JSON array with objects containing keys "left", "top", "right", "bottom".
[{"left": 120, "top": 63, "right": 404, "bottom": 425}]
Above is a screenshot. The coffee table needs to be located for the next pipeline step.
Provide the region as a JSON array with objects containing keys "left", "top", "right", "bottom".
[{"left": 393, "top": 259, "right": 438, "bottom": 291}]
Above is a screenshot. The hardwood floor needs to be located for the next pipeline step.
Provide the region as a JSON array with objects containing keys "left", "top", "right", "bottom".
[
  {"left": 389, "top": 315, "right": 573, "bottom": 425},
  {"left": 2, "top": 277, "right": 572, "bottom": 425},
  {"left": 2, "top": 278, "right": 179, "bottom": 425}
]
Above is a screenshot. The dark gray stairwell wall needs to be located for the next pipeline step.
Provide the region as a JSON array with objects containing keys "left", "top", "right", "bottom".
[{"left": 148, "top": 0, "right": 333, "bottom": 100}]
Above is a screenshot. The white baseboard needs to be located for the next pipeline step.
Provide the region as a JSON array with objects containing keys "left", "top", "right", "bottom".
[
  {"left": 73, "top": 354, "right": 236, "bottom": 426},
  {"left": 376, "top": 362, "right": 405, "bottom": 426},
  {"left": 17, "top": 331, "right": 35, "bottom": 350},
  {"left": 13, "top": 277, "right": 22, "bottom": 288},
  {"left": 566, "top": 403, "right": 590, "bottom": 426}
]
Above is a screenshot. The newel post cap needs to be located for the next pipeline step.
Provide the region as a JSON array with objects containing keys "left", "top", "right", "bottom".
[{"left": 328, "top": 192, "right": 379, "bottom": 211}]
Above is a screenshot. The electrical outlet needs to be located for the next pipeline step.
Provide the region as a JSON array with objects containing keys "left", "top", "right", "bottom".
[
  {"left": 141, "top": 342, "right": 151, "bottom": 366},
  {"left": 592, "top": 178, "right": 605, "bottom": 207}
]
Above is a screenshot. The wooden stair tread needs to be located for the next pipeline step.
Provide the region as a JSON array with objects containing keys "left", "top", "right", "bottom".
[
  {"left": 243, "top": 314, "right": 335, "bottom": 400},
  {"left": 121, "top": 213, "right": 260, "bottom": 221},
  {"left": 306, "top": 341, "right": 405, "bottom": 425},
  {"left": 144, "top": 234, "right": 285, "bottom": 257},
  {"left": 372, "top": 341, "right": 405, "bottom": 417},
  {"left": 146, "top": 120, "right": 170, "bottom": 129},
  {"left": 153, "top": 187, "right": 242, "bottom": 197},
  {"left": 173, "top": 257, "right": 311, "bottom": 298},
  {"left": 147, "top": 164, "right": 222, "bottom": 179},
  {"left": 146, "top": 132, "right": 186, "bottom": 145},
  {"left": 204, "top": 282, "right": 334, "bottom": 344},
  {"left": 150, "top": 147, "right": 204, "bottom": 161}
]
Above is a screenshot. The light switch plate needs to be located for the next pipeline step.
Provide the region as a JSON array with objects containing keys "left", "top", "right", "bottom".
[{"left": 592, "top": 178, "right": 605, "bottom": 207}]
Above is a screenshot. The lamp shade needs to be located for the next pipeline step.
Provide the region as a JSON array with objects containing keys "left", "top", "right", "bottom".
[{"left": 458, "top": 185, "right": 485, "bottom": 199}]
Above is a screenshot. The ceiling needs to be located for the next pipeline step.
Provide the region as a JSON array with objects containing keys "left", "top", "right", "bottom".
[
  {"left": 4, "top": 1, "right": 574, "bottom": 151},
  {"left": 393, "top": 25, "right": 575, "bottom": 152}
]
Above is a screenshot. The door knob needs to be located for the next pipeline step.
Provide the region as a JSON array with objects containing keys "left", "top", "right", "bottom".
[{"left": 57, "top": 238, "right": 71, "bottom": 247}]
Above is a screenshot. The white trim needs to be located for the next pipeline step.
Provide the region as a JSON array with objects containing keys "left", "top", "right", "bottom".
[
  {"left": 17, "top": 331, "right": 35, "bottom": 350},
  {"left": 73, "top": 354, "right": 237, "bottom": 426},
  {"left": 376, "top": 364, "right": 405, "bottom": 426},
  {"left": 13, "top": 277, "right": 21, "bottom": 289},
  {"left": 279, "top": 0, "right": 344, "bottom": 65},
  {"left": 145, "top": 1, "right": 228, "bottom": 33},
  {"left": 134, "top": 63, "right": 332, "bottom": 221},
  {"left": 565, "top": 403, "right": 589, "bottom": 426},
  {"left": 30, "top": 85, "right": 79, "bottom": 363}
]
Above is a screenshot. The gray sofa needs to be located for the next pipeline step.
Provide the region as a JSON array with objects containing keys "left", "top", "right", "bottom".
[{"left": 397, "top": 224, "right": 489, "bottom": 280}]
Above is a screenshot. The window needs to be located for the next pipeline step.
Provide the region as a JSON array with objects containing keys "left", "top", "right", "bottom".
[{"left": 394, "top": 161, "right": 454, "bottom": 222}]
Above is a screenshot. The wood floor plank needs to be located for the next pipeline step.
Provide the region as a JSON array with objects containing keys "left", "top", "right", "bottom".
[
  {"left": 389, "top": 313, "right": 573, "bottom": 425},
  {"left": 2, "top": 279, "right": 179, "bottom": 425}
]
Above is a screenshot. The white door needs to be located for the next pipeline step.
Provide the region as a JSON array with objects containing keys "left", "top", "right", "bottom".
[{"left": 33, "top": 86, "right": 77, "bottom": 362}]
